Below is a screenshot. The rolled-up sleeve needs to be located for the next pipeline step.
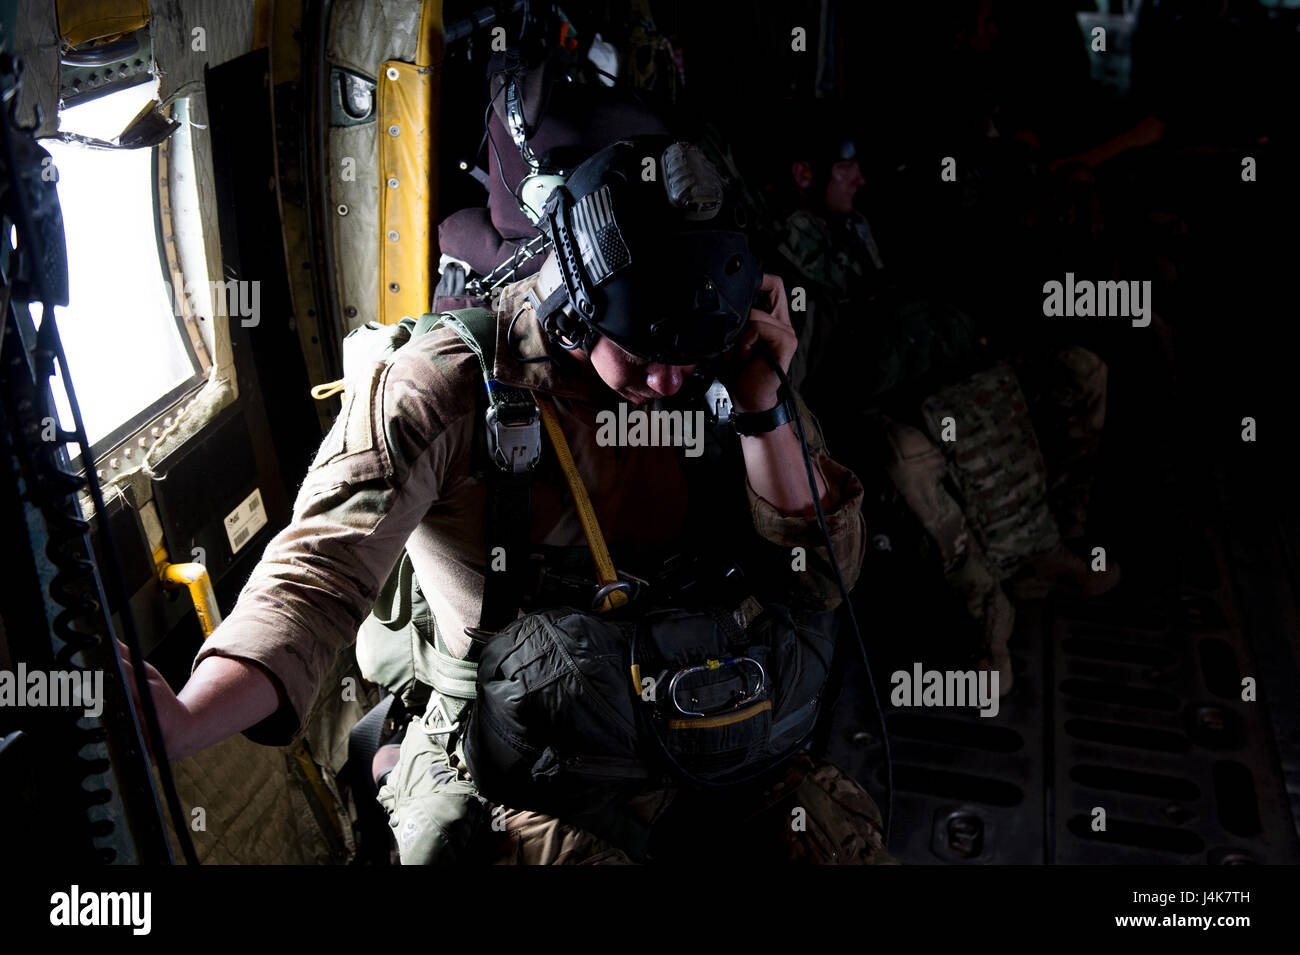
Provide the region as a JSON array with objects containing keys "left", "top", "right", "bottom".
[
  {"left": 745, "top": 396, "right": 867, "bottom": 611},
  {"left": 194, "top": 341, "right": 475, "bottom": 744}
]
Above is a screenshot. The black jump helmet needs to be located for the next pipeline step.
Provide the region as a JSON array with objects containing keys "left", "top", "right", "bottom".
[{"left": 538, "top": 136, "right": 763, "bottom": 366}]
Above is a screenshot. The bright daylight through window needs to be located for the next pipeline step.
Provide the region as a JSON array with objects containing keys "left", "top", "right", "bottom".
[{"left": 42, "top": 79, "right": 201, "bottom": 451}]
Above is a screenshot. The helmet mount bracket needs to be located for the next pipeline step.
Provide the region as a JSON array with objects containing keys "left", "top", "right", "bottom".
[
  {"left": 528, "top": 136, "right": 762, "bottom": 366},
  {"left": 540, "top": 186, "right": 599, "bottom": 352}
]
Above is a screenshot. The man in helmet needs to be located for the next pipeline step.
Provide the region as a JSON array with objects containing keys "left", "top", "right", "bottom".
[
  {"left": 769, "top": 109, "right": 896, "bottom": 404},
  {"left": 772, "top": 106, "right": 1118, "bottom": 698},
  {"left": 122, "top": 136, "right": 893, "bottom": 865}
]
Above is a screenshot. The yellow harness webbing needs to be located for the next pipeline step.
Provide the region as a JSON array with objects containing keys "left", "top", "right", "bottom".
[{"left": 531, "top": 390, "right": 629, "bottom": 613}]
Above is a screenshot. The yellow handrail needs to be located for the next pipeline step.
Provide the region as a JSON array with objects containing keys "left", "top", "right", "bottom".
[
  {"left": 154, "top": 547, "right": 223, "bottom": 638},
  {"left": 152, "top": 545, "right": 346, "bottom": 851}
]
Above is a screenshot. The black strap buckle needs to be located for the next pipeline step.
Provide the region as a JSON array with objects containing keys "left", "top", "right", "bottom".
[{"left": 728, "top": 386, "right": 796, "bottom": 437}]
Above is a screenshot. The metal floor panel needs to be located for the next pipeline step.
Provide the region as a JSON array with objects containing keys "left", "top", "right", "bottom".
[
  {"left": 1052, "top": 595, "right": 1297, "bottom": 864},
  {"left": 831, "top": 530, "right": 1300, "bottom": 865}
]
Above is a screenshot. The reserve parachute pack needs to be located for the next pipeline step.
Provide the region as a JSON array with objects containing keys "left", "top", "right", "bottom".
[
  {"left": 336, "top": 307, "right": 840, "bottom": 829},
  {"left": 462, "top": 600, "right": 836, "bottom": 847}
]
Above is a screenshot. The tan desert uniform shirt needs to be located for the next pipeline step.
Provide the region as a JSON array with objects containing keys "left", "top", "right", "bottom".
[{"left": 195, "top": 274, "right": 867, "bottom": 745}]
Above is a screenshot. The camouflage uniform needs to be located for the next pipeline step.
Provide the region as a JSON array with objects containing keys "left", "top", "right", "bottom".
[
  {"left": 877, "top": 348, "right": 1114, "bottom": 683},
  {"left": 1012, "top": 344, "right": 1109, "bottom": 541},
  {"left": 919, "top": 362, "right": 1061, "bottom": 578},
  {"left": 879, "top": 413, "right": 1004, "bottom": 620},
  {"left": 876, "top": 408, "right": 1017, "bottom": 685},
  {"left": 450, "top": 751, "right": 891, "bottom": 865},
  {"left": 774, "top": 204, "right": 1025, "bottom": 680},
  {"left": 776, "top": 208, "right": 878, "bottom": 396},
  {"left": 774, "top": 198, "right": 1110, "bottom": 682},
  {"left": 194, "top": 268, "right": 893, "bottom": 865}
]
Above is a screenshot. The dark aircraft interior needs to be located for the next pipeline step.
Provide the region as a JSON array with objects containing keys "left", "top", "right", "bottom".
[{"left": 1, "top": 0, "right": 1298, "bottom": 886}]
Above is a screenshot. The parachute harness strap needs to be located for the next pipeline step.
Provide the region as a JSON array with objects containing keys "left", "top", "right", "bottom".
[
  {"left": 529, "top": 389, "right": 629, "bottom": 613},
  {"left": 435, "top": 311, "right": 491, "bottom": 391}
]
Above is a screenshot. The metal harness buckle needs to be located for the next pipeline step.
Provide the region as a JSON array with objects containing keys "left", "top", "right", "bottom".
[
  {"left": 591, "top": 580, "right": 633, "bottom": 612},
  {"left": 485, "top": 382, "right": 541, "bottom": 474},
  {"left": 420, "top": 693, "right": 460, "bottom": 738}
]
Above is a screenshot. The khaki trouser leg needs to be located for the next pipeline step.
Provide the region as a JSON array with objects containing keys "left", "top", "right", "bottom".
[
  {"left": 378, "top": 697, "right": 632, "bottom": 864},
  {"left": 376, "top": 709, "right": 488, "bottom": 865},
  {"left": 485, "top": 809, "right": 635, "bottom": 865}
]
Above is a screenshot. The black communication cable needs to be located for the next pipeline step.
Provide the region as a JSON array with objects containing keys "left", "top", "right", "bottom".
[
  {"left": 507, "top": 299, "right": 552, "bottom": 363},
  {"left": 757, "top": 345, "right": 894, "bottom": 846},
  {"left": 483, "top": 82, "right": 515, "bottom": 201}
]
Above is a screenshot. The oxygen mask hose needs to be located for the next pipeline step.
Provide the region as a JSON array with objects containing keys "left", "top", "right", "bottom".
[{"left": 754, "top": 343, "right": 894, "bottom": 846}]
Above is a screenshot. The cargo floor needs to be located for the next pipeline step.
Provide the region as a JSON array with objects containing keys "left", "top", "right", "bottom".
[{"left": 826, "top": 342, "right": 1300, "bottom": 865}]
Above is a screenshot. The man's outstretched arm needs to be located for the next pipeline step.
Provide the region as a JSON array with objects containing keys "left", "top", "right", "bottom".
[
  {"left": 119, "top": 649, "right": 280, "bottom": 760},
  {"left": 123, "top": 340, "right": 479, "bottom": 760}
]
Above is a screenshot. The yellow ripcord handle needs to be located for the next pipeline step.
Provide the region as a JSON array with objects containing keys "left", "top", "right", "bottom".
[{"left": 530, "top": 390, "right": 629, "bottom": 613}]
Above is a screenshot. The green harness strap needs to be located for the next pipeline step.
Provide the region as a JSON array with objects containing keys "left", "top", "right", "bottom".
[{"left": 366, "top": 308, "right": 538, "bottom": 715}]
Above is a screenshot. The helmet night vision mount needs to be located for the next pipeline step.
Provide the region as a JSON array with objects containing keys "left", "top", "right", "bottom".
[{"left": 535, "top": 136, "right": 764, "bottom": 367}]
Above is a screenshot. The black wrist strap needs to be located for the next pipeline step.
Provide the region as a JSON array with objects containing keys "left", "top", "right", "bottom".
[{"left": 729, "top": 388, "right": 796, "bottom": 437}]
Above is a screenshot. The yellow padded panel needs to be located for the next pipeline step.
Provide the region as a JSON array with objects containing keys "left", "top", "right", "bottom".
[
  {"left": 376, "top": 59, "right": 435, "bottom": 325},
  {"left": 57, "top": 0, "right": 150, "bottom": 49}
]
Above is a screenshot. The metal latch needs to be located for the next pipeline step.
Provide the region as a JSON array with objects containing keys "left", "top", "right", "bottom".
[
  {"left": 668, "top": 656, "right": 768, "bottom": 717},
  {"left": 485, "top": 382, "right": 541, "bottom": 474}
]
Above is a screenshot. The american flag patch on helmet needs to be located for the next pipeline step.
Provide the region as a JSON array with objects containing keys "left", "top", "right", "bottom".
[{"left": 571, "top": 185, "right": 631, "bottom": 284}]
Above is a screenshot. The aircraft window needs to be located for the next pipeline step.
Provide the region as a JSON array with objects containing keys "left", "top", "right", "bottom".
[{"left": 43, "top": 80, "right": 203, "bottom": 453}]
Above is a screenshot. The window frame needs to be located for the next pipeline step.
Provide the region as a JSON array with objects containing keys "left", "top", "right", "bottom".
[{"left": 46, "top": 96, "right": 214, "bottom": 472}]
